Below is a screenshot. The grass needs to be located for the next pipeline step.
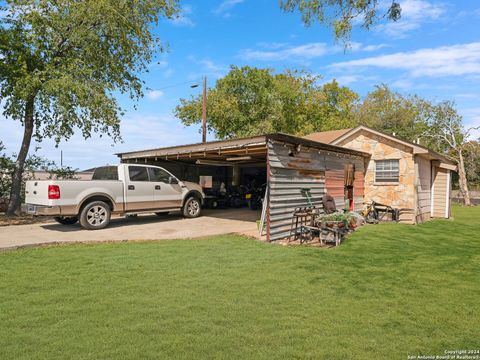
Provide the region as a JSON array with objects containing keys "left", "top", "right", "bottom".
[{"left": 1, "top": 205, "right": 479, "bottom": 360}]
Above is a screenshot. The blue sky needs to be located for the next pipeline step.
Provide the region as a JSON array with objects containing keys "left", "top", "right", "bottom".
[{"left": 2, "top": 0, "right": 480, "bottom": 169}]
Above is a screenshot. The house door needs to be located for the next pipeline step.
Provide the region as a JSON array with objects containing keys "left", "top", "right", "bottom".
[{"left": 431, "top": 167, "right": 451, "bottom": 218}]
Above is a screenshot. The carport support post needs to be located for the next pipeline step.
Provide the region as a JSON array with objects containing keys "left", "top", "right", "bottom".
[
  {"left": 202, "top": 76, "right": 207, "bottom": 143},
  {"left": 232, "top": 165, "right": 240, "bottom": 186}
]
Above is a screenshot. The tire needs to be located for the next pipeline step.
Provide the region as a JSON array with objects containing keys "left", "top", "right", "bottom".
[
  {"left": 366, "top": 210, "right": 378, "bottom": 224},
  {"left": 155, "top": 212, "right": 169, "bottom": 217},
  {"left": 248, "top": 199, "right": 261, "bottom": 210},
  {"left": 54, "top": 216, "right": 78, "bottom": 225},
  {"left": 79, "top": 201, "right": 111, "bottom": 230},
  {"left": 182, "top": 197, "right": 201, "bottom": 218}
]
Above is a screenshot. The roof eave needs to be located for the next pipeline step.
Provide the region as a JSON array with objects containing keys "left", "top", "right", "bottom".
[
  {"left": 268, "top": 133, "right": 369, "bottom": 158},
  {"left": 331, "top": 125, "right": 456, "bottom": 166},
  {"left": 116, "top": 135, "right": 268, "bottom": 159}
]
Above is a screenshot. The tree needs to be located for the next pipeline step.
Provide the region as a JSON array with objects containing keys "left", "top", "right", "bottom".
[
  {"left": 0, "top": 142, "right": 77, "bottom": 207},
  {"left": 314, "top": 80, "right": 359, "bottom": 132},
  {"left": 421, "top": 101, "right": 479, "bottom": 206},
  {"left": 462, "top": 141, "right": 480, "bottom": 190},
  {"left": 353, "top": 85, "right": 429, "bottom": 141},
  {"left": 279, "top": 0, "right": 401, "bottom": 42},
  {"left": 0, "top": 0, "right": 179, "bottom": 215},
  {"left": 175, "top": 66, "right": 358, "bottom": 139}
]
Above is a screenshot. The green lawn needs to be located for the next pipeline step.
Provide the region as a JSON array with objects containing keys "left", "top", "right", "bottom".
[{"left": 1, "top": 206, "right": 479, "bottom": 360}]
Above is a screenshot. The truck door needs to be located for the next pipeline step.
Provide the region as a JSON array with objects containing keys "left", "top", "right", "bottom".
[
  {"left": 125, "top": 166, "right": 155, "bottom": 211},
  {"left": 147, "top": 167, "right": 183, "bottom": 209}
]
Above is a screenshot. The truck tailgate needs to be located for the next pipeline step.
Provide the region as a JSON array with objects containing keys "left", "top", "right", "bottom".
[{"left": 25, "top": 180, "right": 52, "bottom": 206}]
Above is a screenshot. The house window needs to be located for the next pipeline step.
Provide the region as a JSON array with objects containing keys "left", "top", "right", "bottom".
[{"left": 375, "top": 160, "right": 399, "bottom": 183}]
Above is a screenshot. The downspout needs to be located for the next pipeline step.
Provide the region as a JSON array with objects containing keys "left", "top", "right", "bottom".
[
  {"left": 445, "top": 170, "right": 451, "bottom": 218},
  {"left": 266, "top": 139, "right": 271, "bottom": 242},
  {"left": 413, "top": 155, "right": 419, "bottom": 224},
  {"left": 430, "top": 161, "right": 435, "bottom": 217}
]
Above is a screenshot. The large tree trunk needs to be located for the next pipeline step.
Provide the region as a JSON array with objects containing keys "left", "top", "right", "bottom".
[
  {"left": 457, "top": 149, "right": 471, "bottom": 206},
  {"left": 6, "top": 96, "right": 35, "bottom": 216}
]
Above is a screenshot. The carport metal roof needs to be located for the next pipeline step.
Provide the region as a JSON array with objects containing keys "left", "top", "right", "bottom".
[{"left": 116, "top": 133, "right": 369, "bottom": 163}]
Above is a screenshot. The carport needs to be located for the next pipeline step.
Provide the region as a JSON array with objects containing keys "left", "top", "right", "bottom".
[{"left": 117, "top": 133, "right": 368, "bottom": 241}]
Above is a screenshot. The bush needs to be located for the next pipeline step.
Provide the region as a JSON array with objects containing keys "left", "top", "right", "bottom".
[{"left": 0, "top": 142, "right": 78, "bottom": 208}]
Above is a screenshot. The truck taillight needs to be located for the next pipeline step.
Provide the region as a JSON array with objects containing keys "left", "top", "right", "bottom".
[{"left": 48, "top": 185, "right": 61, "bottom": 199}]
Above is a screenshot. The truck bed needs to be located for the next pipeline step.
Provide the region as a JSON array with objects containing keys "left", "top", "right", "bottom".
[{"left": 25, "top": 180, "right": 124, "bottom": 209}]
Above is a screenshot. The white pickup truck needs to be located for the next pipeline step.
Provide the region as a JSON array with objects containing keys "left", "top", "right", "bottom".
[{"left": 25, "top": 164, "right": 204, "bottom": 230}]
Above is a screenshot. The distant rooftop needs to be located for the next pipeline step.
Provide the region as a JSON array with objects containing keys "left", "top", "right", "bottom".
[{"left": 303, "top": 128, "right": 352, "bottom": 144}]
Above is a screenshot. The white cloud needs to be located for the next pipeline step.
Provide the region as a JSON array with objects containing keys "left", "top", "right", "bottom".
[
  {"left": 461, "top": 108, "right": 480, "bottom": 140},
  {"left": 151, "top": 60, "right": 168, "bottom": 69},
  {"left": 148, "top": 59, "right": 174, "bottom": 78},
  {"left": 331, "top": 42, "right": 480, "bottom": 78},
  {"left": 170, "top": 5, "right": 195, "bottom": 27},
  {"left": 239, "top": 41, "right": 388, "bottom": 62},
  {"left": 212, "top": 0, "right": 244, "bottom": 17},
  {"left": 390, "top": 79, "right": 415, "bottom": 90},
  {"left": 240, "top": 43, "right": 329, "bottom": 61},
  {"left": 162, "top": 68, "right": 174, "bottom": 79},
  {"left": 188, "top": 57, "right": 228, "bottom": 79},
  {"left": 199, "top": 59, "right": 219, "bottom": 71},
  {"left": 456, "top": 93, "right": 478, "bottom": 99},
  {"left": 356, "top": 43, "right": 388, "bottom": 52},
  {"left": 146, "top": 90, "right": 164, "bottom": 100},
  {"left": 377, "top": 0, "right": 445, "bottom": 38},
  {"left": 335, "top": 75, "right": 378, "bottom": 86},
  {"left": 256, "top": 42, "right": 288, "bottom": 50},
  {"left": 0, "top": 113, "right": 204, "bottom": 169},
  {"left": 333, "top": 75, "right": 360, "bottom": 85}
]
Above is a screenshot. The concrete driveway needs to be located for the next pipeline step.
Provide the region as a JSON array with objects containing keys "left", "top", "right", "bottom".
[{"left": 0, "top": 209, "right": 262, "bottom": 250}]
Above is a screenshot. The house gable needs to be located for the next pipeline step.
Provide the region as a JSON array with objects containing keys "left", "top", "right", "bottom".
[
  {"left": 304, "top": 126, "right": 454, "bottom": 223},
  {"left": 335, "top": 129, "right": 417, "bottom": 223}
]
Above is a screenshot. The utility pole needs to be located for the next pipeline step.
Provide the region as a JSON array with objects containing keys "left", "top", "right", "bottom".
[
  {"left": 202, "top": 76, "right": 207, "bottom": 143},
  {"left": 190, "top": 77, "right": 207, "bottom": 143}
]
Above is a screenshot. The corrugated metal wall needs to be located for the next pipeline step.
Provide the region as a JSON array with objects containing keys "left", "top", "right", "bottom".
[
  {"left": 353, "top": 170, "right": 365, "bottom": 210},
  {"left": 267, "top": 139, "right": 365, "bottom": 241}
]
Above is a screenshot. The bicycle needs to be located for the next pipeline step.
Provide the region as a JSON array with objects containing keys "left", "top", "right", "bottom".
[{"left": 361, "top": 201, "right": 399, "bottom": 224}]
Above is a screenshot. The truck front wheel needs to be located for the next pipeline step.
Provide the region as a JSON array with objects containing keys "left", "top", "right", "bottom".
[
  {"left": 182, "top": 197, "right": 201, "bottom": 218},
  {"left": 79, "top": 201, "right": 111, "bottom": 230}
]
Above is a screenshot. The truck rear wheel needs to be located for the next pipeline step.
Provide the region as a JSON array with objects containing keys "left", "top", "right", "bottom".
[
  {"left": 79, "top": 201, "right": 111, "bottom": 230},
  {"left": 182, "top": 197, "right": 201, "bottom": 218},
  {"left": 54, "top": 216, "right": 78, "bottom": 225}
]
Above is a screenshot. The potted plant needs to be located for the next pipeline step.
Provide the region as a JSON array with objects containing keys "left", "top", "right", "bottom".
[{"left": 318, "top": 213, "right": 354, "bottom": 229}]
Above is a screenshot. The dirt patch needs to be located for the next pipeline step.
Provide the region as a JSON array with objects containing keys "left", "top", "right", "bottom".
[
  {"left": 0, "top": 214, "right": 53, "bottom": 227},
  {"left": 275, "top": 238, "right": 336, "bottom": 248}
]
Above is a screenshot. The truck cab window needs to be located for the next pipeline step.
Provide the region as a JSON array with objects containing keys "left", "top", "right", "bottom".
[
  {"left": 128, "top": 166, "right": 149, "bottom": 181},
  {"left": 92, "top": 166, "right": 119, "bottom": 180},
  {"left": 148, "top": 167, "right": 171, "bottom": 183}
]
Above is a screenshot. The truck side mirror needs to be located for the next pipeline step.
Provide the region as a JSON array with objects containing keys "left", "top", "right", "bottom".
[{"left": 169, "top": 176, "right": 178, "bottom": 184}]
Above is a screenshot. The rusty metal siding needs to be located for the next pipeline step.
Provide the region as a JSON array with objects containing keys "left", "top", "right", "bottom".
[
  {"left": 267, "top": 139, "right": 366, "bottom": 241},
  {"left": 325, "top": 169, "right": 344, "bottom": 206},
  {"left": 353, "top": 170, "right": 365, "bottom": 210},
  {"left": 267, "top": 140, "right": 326, "bottom": 241}
]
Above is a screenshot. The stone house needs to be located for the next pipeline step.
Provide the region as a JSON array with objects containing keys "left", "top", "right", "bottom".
[{"left": 305, "top": 126, "right": 457, "bottom": 223}]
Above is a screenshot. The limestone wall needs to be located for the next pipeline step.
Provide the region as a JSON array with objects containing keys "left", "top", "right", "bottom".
[{"left": 337, "top": 130, "right": 416, "bottom": 223}]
